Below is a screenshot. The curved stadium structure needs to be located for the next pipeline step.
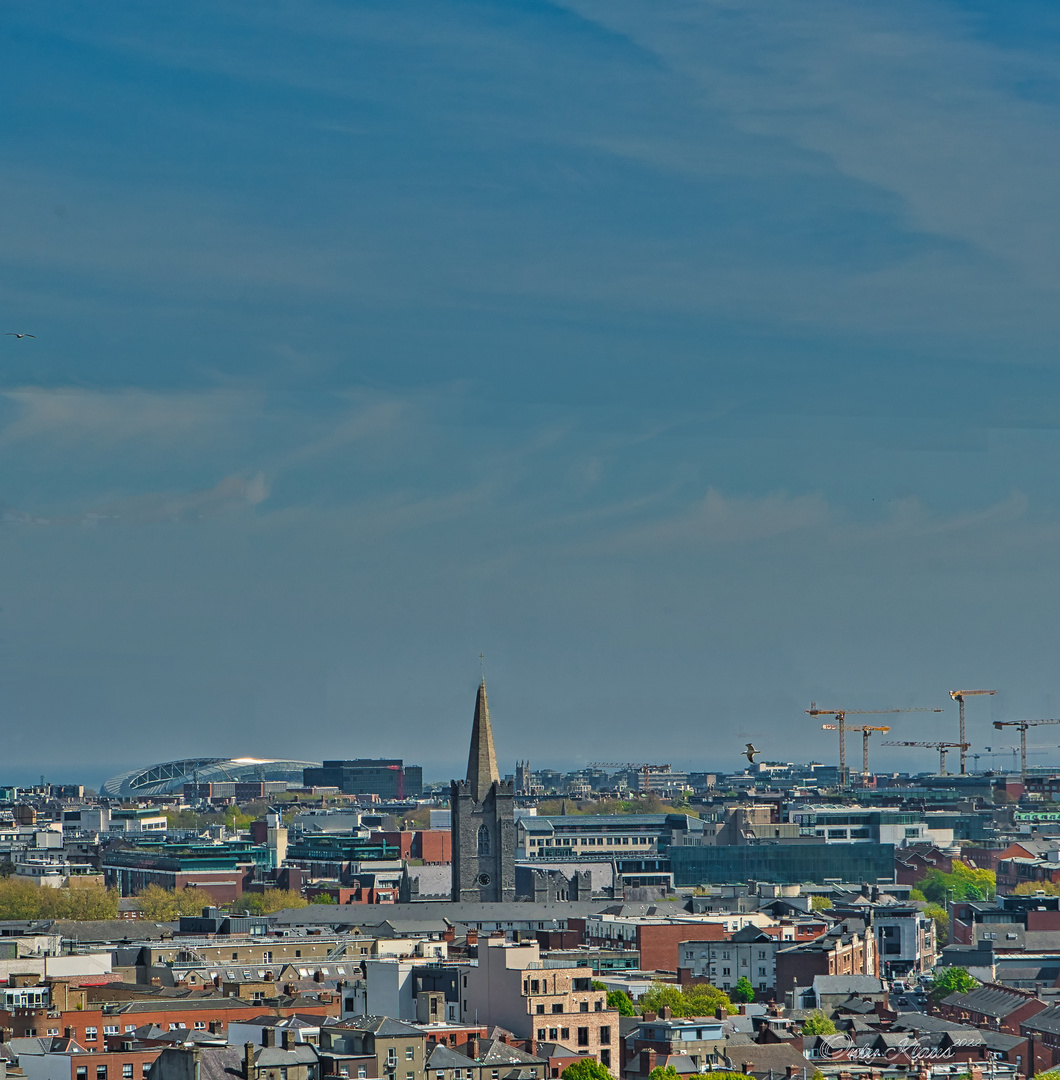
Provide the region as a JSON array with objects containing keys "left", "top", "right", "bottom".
[{"left": 101, "top": 757, "right": 320, "bottom": 799}]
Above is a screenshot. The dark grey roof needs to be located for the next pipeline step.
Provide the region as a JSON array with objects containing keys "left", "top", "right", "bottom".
[
  {"left": 327, "top": 1016, "right": 425, "bottom": 1038},
  {"left": 942, "top": 985, "right": 1035, "bottom": 1018},
  {"left": 272, "top": 901, "right": 608, "bottom": 928},
  {"left": 254, "top": 1046, "right": 319, "bottom": 1067},
  {"left": 1021, "top": 1004, "right": 1060, "bottom": 1035},
  {"left": 812, "top": 975, "right": 884, "bottom": 995},
  {"left": 892, "top": 1013, "right": 971, "bottom": 1033},
  {"left": 532, "top": 1044, "right": 581, "bottom": 1058},
  {"left": 474, "top": 1040, "right": 545, "bottom": 1066},
  {"left": 426, "top": 1044, "right": 478, "bottom": 1069},
  {"left": 727, "top": 1043, "right": 811, "bottom": 1078}
]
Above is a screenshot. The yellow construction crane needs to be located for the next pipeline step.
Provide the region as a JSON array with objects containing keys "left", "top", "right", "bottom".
[
  {"left": 990, "top": 719, "right": 1060, "bottom": 783},
  {"left": 821, "top": 724, "right": 890, "bottom": 782},
  {"left": 587, "top": 762, "right": 672, "bottom": 793},
  {"left": 882, "top": 739, "right": 969, "bottom": 776},
  {"left": 807, "top": 704, "right": 943, "bottom": 788},
  {"left": 950, "top": 690, "right": 996, "bottom": 775}
]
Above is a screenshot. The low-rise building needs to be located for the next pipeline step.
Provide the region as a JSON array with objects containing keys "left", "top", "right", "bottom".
[{"left": 460, "top": 940, "right": 619, "bottom": 1070}]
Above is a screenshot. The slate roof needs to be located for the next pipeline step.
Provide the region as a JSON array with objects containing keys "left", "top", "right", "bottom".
[
  {"left": 1021, "top": 1004, "right": 1060, "bottom": 1035},
  {"left": 942, "top": 985, "right": 1035, "bottom": 1018},
  {"left": 727, "top": 1042, "right": 812, "bottom": 1079},
  {"left": 837, "top": 996, "right": 876, "bottom": 1014},
  {"left": 426, "top": 1044, "right": 479, "bottom": 1070},
  {"left": 892, "top": 1013, "right": 968, "bottom": 1033},
  {"left": 812, "top": 975, "right": 885, "bottom": 996},
  {"left": 473, "top": 1040, "right": 546, "bottom": 1066},
  {"left": 532, "top": 1044, "right": 581, "bottom": 1059},
  {"left": 253, "top": 1045, "right": 319, "bottom": 1068},
  {"left": 327, "top": 1016, "right": 425, "bottom": 1037}
]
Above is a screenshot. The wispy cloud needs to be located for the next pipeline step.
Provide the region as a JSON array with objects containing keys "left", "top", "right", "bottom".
[{"left": 0, "top": 387, "right": 265, "bottom": 450}]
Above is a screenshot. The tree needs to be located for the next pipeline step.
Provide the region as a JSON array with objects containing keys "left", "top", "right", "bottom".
[
  {"left": 731, "top": 977, "right": 755, "bottom": 1004},
  {"left": 234, "top": 889, "right": 307, "bottom": 915},
  {"left": 801, "top": 1010, "right": 837, "bottom": 1036},
  {"left": 135, "top": 885, "right": 207, "bottom": 921},
  {"left": 607, "top": 989, "right": 635, "bottom": 1016},
  {"left": 640, "top": 981, "right": 733, "bottom": 1019},
  {"left": 0, "top": 878, "right": 121, "bottom": 920},
  {"left": 811, "top": 896, "right": 833, "bottom": 912},
  {"left": 1015, "top": 881, "right": 1060, "bottom": 896},
  {"left": 928, "top": 966, "right": 978, "bottom": 1004},
  {"left": 916, "top": 861, "right": 995, "bottom": 906},
  {"left": 561, "top": 1060, "right": 613, "bottom": 1080},
  {"left": 685, "top": 983, "right": 733, "bottom": 1017},
  {"left": 908, "top": 888, "right": 926, "bottom": 901},
  {"left": 923, "top": 903, "right": 949, "bottom": 947},
  {"left": 649, "top": 1067, "right": 681, "bottom": 1080}
]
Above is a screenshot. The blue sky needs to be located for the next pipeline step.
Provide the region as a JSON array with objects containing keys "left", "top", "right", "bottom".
[{"left": 3, "top": 0, "right": 1060, "bottom": 786}]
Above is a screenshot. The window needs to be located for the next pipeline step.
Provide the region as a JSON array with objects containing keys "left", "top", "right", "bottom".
[
  {"left": 478, "top": 825, "right": 491, "bottom": 856},
  {"left": 125, "top": 1026, "right": 137, "bottom": 1034},
  {"left": 143, "top": 1068, "right": 152, "bottom": 1078},
  {"left": 758, "top": 951, "right": 766, "bottom": 960},
  {"left": 554, "top": 1004, "right": 564, "bottom": 1014},
  {"left": 406, "top": 1047, "right": 415, "bottom": 1060},
  {"left": 104, "top": 1026, "right": 119, "bottom": 1035},
  {"left": 600, "top": 1051, "right": 611, "bottom": 1069},
  {"left": 594, "top": 1001, "right": 602, "bottom": 1012},
  {"left": 76, "top": 1069, "right": 87, "bottom": 1080},
  {"left": 578, "top": 1002, "right": 587, "bottom": 1013},
  {"left": 85, "top": 1027, "right": 98, "bottom": 1041},
  {"left": 561, "top": 1029, "right": 569, "bottom": 1041},
  {"left": 722, "top": 968, "right": 730, "bottom": 976},
  {"left": 537, "top": 1029, "right": 546, "bottom": 1040},
  {"left": 195, "top": 1022, "right": 206, "bottom": 1030},
  {"left": 600, "top": 1027, "right": 611, "bottom": 1046},
  {"left": 97, "top": 1067, "right": 108, "bottom": 1080},
  {"left": 577, "top": 1028, "right": 589, "bottom": 1047},
  {"left": 123, "top": 1066, "right": 134, "bottom": 1079},
  {"left": 531, "top": 979, "right": 539, "bottom": 993},
  {"left": 759, "top": 968, "right": 766, "bottom": 976},
  {"left": 357, "top": 1071, "right": 367, "bottom": 1079},
  {"left": 536, "top": 1005, "right": 545, "bottom": 1015}
]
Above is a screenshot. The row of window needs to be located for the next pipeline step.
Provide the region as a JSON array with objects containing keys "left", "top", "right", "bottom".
[
  {"left": 529, "top": 837, "right": 651, "bottom": 847},
  {"left": 532, "top": 1001, "right": 603, "bottom": 1014},
  {"left": 75, "top": 1064, "right": 146, "bottom": 1080},
  {"left": 533, "top": 1026, "right": 610, "bottom": 1046}
]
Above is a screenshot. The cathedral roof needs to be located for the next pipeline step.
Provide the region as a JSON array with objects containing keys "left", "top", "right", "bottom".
[{"left": 466, "top": 678, "right": 500, "bottom": 802}]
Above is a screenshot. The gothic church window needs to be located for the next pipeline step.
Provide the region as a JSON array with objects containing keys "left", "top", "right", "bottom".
[{"left": 478, "top": 824, "right": 491, "bottom": 856}]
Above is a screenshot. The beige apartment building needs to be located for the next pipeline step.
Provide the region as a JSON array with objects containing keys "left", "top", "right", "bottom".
[{"left": 462, "top": 939, "right": 619, "bottom": 1071}]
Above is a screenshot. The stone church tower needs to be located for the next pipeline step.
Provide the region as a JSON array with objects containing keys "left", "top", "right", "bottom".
[{"left": 450, "top": 680, "right": 515, "bottom": 902}]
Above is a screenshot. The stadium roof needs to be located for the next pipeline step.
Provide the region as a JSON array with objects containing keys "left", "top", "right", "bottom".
[{"left": 102, "top": 757, "right": 321, "bottom": 798}]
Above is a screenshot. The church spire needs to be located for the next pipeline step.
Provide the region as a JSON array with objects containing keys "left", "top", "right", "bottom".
[{"left": 466, "top": 678, "right": 500, "bottom": 802}]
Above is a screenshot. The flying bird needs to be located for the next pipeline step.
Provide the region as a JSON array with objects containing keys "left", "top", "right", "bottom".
[
  {"left": 5, "top": 333, "right": 35, "bottom": 339},
  {"left": 745, "top": 743, "right": 760, "bottom": 763}
]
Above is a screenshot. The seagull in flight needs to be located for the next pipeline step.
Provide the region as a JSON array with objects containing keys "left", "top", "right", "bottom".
[
  {"left": 745, "top": 743, "right": 760, "bottom": 763},
  {"left": 5, "top": 333, "right": 35, "bottom": 339}
]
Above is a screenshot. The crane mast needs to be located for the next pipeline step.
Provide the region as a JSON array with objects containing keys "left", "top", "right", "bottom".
[
  {"left": 949, "top": 690, "right": 996, "bottom": 774},
  {"left": 990, "top": 719, "right": 1060, "bottom": 783}
]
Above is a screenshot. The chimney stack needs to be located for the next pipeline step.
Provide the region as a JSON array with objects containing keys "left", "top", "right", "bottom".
[
  {"left": 262, "top": 1028, "right": 276, "bottom": 1048},
  {"left": 244, "top": 1042, "right": 255, "bottom": 1079}
]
